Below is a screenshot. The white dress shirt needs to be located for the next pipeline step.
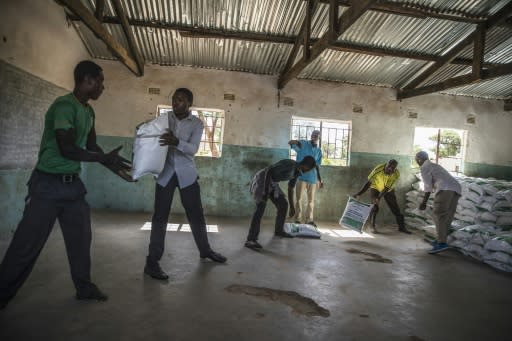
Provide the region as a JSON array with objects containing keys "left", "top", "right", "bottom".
[
  {"left": 156, "top": 111, "right": 204, "bottom": 189},
  {"left": 420, "top": 160, "right": 461, "bottom": 195}
]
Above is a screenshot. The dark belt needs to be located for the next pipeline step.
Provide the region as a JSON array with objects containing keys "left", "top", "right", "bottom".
[{"left": 36, "top": 170, "right": 79, "bottom": 184}]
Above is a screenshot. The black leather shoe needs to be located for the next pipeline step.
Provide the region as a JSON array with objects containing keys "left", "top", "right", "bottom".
[
  {"left": 275, "top": 231, "right": 294, "bottom": 238},
  {"left": 76, "top": 283, "right": 108, "bottom": 301},
  {"left": 144, "top": 263, "right": 169, "bottom": 280},
  {"left": 245, "top": 240, "right": 262, "bottom": 251},
  {"left": 200, "top": 250, "right": 227, "bottom": 263},
  {"left": 306, "top": 221, "right": 317, "bottom": 227},
  {"left": 399, "top": 227, "right": 412, "bottom": 234}
]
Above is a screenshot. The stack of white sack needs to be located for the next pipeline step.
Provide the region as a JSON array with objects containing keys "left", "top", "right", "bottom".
[
  {"left": 405, "top": 173, "right": 512, "bottom": 233},
  {"left": 455, "top": 177, "right": 512, "bottom": 229},
  {"left": 447, "top": 226, "right": 512, "bottom": 272},
  {"left": 404, "top": 172, "right": 512, "bottom": 272}
]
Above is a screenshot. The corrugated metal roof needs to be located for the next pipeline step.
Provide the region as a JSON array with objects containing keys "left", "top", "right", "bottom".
[
  {"left": 386, "top": 0, "right": 509, "bottom": 17},
  {"left": 339, "top": 12, "right": 475, "bottom": 56},
  {"left": 71, "top": 0, "right": 512, "bottom": 100},
  {"left": 299, "top": 49, "right": 428, "bottom": 88},
  {"left": 442, "top": 74, "right": 512, "bottom": 99}
]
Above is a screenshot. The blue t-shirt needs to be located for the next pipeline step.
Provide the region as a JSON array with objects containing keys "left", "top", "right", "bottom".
[{"left": 291, "top": 140, "right": 322, "bottom": 184}]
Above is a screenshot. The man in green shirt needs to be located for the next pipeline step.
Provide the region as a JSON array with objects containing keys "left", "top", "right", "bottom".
[{"left": 0, "top": 61, "right": 131, "bottom": 309}]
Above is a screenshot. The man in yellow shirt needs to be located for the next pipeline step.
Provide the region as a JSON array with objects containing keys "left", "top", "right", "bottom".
[{"left": 353, "top": 159, "right": 411, "bottom": 234}]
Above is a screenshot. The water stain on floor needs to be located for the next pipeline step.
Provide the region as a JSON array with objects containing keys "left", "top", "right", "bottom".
[
  {"left": 342, "top": 240, "right": 387, "bottom": 251},
  {"left": 409, "top": 336, "right": 425, "bottom": 341},
  {"left": 345, "top": 248, "right": 393, "bottom": 263},
  {"left": 225, "top": 284, "right": 330, "bottom": 317}
]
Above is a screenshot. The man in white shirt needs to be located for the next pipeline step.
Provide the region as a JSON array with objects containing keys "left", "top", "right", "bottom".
[
  {"left": 415, "top": 151, "right": 461, "bottom": 254},
  {"left": 144, "top": 88, "right": 226, "bottom": 281}
]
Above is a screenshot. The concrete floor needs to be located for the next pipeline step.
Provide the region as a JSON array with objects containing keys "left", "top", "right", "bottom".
[{"left": 0, "top": 209, "right": 511, "bottom": 341}]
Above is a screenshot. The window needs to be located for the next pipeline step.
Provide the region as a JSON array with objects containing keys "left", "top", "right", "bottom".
[
  {"left": 413, "top": 127, "right": 467, "bottom": 173},
  {"left": 290, "top": 116, "right": 351, "bottom": 166},
  {"left": 157, "top": 105, "right": 225, "bottom": 158}
]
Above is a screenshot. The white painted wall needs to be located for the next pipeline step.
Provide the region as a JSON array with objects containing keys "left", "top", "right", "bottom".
[
  {"left": 0, "top": 0, "right": 89, "bottom": 90},
  {"left": 401, "top": 95, "right": 512, "bottom": 166},
  {"left": 94, "top": 60, "right": 512, "bottom": 167}
]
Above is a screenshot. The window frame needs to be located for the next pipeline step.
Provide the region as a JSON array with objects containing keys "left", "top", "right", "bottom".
[
  {"left": 413, "top": 126, "right": 467, "bottom": 173},
  {"left": 156, "top": 105, "right": 226, "bottom": 158},
  {"left": 290, "top": 115, "right": 352, "bottom": 167}
]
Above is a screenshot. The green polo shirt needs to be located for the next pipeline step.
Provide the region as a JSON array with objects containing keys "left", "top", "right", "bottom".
[{"left": 36, "top": 93, "right": 95, "bottom": 174}]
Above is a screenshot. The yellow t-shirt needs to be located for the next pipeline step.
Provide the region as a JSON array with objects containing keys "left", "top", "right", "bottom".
[{"left": 368, "top": 163, "right": 400, "bottom": 192}]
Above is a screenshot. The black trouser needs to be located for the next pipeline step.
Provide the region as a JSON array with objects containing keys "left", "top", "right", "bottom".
[
  {"left": 369, "top": 189, "right": 405, "bottom": 229},
  {"left": 0, "top": 170, "right": 92, "bottom": 305},
  {"left": 147, "top": 175, "right": 211, "bottom": 264},
  {"left": 247, "top": 190, "right": 288, "bottom": 241}
]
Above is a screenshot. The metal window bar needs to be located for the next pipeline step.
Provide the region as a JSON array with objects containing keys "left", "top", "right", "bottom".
[
  {"left": 290, "top": 118, "right": 351, "bottom": 166},
  {"left": 435, "top": 129, "right": 464, "bottom": 173},
  {"left": 195, "top": 110, "right": 224, "bottom": 158}
]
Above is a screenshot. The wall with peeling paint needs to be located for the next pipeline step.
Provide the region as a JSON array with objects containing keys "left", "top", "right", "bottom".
[
  {"left": 0, "top": 0, "right": 89, "bottom": 90},
  {"left": 94, "top": 60, "right": 512, "bottom": 167}
]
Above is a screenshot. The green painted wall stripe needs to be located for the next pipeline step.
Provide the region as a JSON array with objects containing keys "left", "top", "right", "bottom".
[
  {"left": 464, "top": 162, "right": 512, "bottom": 180},
  {"left": 2, "top": 137, "right": 511, "bottom": 237}
]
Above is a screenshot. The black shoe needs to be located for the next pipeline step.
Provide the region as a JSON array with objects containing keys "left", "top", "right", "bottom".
[
  {"left": 399, "top": 227, "right": 412, "bottom": 234},
  {"left": 76, "top": 283, "right": 108, "bottom": 301},
  {"left": 275, "top": 231, "right": 294, "bottom": 238},
  {"left": 245, "top": 240, "right": 262, "bottom": 251},
  {"left": 306, "top": 221, "right": 317, "bottom": 227},
  {"left": 144, "top": 263, "right": 169, "bottom": 280},
  {"left": 294, "top": 220, "right": 301, "bottom": 224},
  {"left": 200, "top": 250, "right": 227, "bottom": 263}
]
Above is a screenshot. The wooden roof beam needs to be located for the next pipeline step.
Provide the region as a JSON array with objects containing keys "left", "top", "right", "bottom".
[
  {"left": 278, "top": 0, "right": 377, "bottom": 89},
  {"left": 282, "top": 0, "right": 318, "bottom": 80},
  {"left": 57, "top": 0, "right": 142, "bottom": 76},
  {"left": 472, "top": 24, "right": 485, "bottom": 80},
  {"left": 397, "top": 62, "right": 512, "bottom": 100},
  {"left": 95, "top": 0, "right": 104, "bottom": 22},
  {"left": 111, "top": 0, "right": 144, "bottom": 76},
  {"left": 402, "top": 1, "right": 512, "bottom": 91},
  {"left": 67, "top": 15, "right": 501, "bottom": 69},
  {"left": 315, "top": 0, "right": 486, "bottom": 23}
]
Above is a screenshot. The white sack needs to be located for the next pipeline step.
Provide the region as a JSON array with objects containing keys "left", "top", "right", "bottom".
[
  {"left": 496, "top": 215, "right": 512, "bottom": 226},
  {"left": 484, "top": 234, "right": 512, "bottom": 254},
  {"left": 132, "top": 113, "right": 169, "bottom": 180},
  {"left": 284, "top": 223, "right": 321, "bottom": 238},
  {"left": 339, "top": 197, "right": 373, "bottom": 233}
]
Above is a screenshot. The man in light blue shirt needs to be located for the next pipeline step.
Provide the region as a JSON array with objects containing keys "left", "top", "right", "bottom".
[
  {"left": 144, "top": 88, "right": 226, "bottom": 281},
  {"left": 288, "top": 130, "right": 323, "bottom": 226}
]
